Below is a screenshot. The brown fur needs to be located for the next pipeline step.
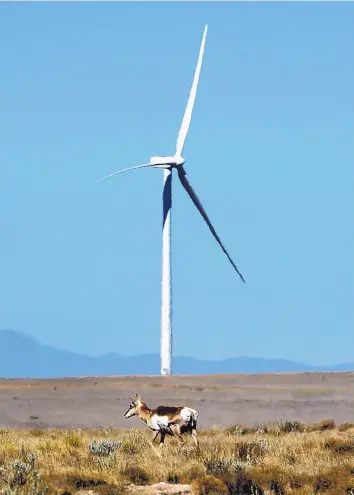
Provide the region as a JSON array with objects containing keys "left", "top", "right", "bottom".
[{"left": 155, "top": 405, "right": 184, "bottom": 421}]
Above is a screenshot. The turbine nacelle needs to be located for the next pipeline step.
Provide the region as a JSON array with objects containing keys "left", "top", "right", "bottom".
[{"left": 150, "top": 155, "right": 185, "bottom": 168}]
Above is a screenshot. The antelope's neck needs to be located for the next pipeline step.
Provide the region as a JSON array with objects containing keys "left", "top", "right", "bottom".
[{"left": 138, "top": 404, "right": 152, "bottom": 424}]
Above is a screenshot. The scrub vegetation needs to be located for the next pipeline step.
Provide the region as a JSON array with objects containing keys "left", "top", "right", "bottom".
[{"left": 0, "top": 420, "right": 354, "bottom": 494}]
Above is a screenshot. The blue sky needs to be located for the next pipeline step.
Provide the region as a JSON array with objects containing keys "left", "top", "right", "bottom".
[{"left": 1, "top": 2, "right": 353, "bottom": 366}]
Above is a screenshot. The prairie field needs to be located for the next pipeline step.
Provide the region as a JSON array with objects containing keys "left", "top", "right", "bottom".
[
  {"left": 1, "top": 420, "right": 354, "bottom": 494},
  {"left": 1, "top": 373, "right": 354, "bottom": 494}
]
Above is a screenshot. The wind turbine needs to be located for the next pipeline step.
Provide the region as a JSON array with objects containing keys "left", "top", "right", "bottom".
[{"left": 97, "top": 25, "right": 245, "bottom": 376}]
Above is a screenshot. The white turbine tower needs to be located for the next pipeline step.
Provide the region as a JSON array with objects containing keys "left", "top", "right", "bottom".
[{"left": 97, "top": 25, "right": 245, "bottom": 376}]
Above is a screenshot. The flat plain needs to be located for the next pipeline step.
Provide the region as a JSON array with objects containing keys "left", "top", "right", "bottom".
[
  {"left": 1, "top": 372, "right": 354, "bottom": 429},
  {"left": 1, "top": 373, "right": 354, "bottom": 494}
]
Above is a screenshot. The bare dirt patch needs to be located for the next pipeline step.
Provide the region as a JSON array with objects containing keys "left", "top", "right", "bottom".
[
  {"left": 126, "top": 482, "right": 191, "bottom": 494},
  {"left": 1, "top": 372, "right": 354, "bottom": 429}
]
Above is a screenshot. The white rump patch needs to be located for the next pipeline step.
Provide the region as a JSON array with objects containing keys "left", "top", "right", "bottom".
[{"left": 180, "top": 407, "right": 198, "bottom": 425}]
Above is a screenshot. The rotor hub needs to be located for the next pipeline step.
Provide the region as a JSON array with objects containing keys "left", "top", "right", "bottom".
[{"left": 174, "top": 155, "right": 185, "bottom": 167}]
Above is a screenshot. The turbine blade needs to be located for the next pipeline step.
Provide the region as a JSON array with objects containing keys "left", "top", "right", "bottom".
[
  {"left": 177, "top": 166, "right": 246, "bottom": 283},
  {"left": 96, "top": 163, "right": 152, "bottom": 183},
  {"left": 175, "top": 25, "right": 208, "bottom": 157}
]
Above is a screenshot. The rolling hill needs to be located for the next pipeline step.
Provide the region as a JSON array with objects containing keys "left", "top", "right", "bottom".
[{"left": 0, "top": 329, "right": 352, "bottom": 378}]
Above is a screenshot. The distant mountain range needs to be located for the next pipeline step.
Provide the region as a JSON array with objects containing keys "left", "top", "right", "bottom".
[{"left": 0, "top": 330, "right": 353, "bottom": 378}]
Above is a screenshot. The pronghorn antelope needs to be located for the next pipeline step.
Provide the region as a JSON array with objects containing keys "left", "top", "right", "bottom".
[{"left": 124, "top": 394, "right": 199, "bottom": 448}]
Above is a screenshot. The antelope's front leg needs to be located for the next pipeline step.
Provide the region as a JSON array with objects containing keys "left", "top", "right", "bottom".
[
  {"left": 151, "top": 431, "right": 160, "bottom": 443},
  {"left": 149, "top": 430, "right": 162, "bottom": 457}
]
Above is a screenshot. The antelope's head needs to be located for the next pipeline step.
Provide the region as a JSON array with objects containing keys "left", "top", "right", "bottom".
[{"left": 124, "top": 394, "right": 142, "bottom": 419}]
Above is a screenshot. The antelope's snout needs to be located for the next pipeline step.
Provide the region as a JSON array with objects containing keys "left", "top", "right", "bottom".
[{"left": 124, "top": 407, "right": 135, "bottom": 419}]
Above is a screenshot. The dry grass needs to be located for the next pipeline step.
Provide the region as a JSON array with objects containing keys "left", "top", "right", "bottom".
[{"left": 1, "top": 421, "right": 354, "bottom": 494}]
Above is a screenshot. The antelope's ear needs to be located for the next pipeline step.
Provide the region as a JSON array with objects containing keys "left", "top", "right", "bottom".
[{"left": 135, "top": 394, "right": 141, "bottom": 402}]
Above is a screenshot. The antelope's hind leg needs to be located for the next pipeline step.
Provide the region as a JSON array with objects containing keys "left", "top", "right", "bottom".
[
  {"left": 191, "top": 428, "right": 199, "bottom": 447},
  {"left": 167, "top": 424, "right": 184, "bottom": 445}
]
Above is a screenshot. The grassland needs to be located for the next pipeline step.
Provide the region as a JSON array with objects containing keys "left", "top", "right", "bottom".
[
  {"left": 1, "top": 373, "right": 354, "bottom": 494},
  {"left": 1, "top": 420, "right": 354, "bottom": 495}
]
